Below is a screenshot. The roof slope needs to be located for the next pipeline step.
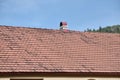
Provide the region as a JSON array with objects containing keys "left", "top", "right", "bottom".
[{"left": 0, "top": 26, "right": 120, "bottom": 73}]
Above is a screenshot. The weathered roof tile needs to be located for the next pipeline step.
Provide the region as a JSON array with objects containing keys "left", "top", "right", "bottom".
[{"left": 0, "top": 26, "right": 120, "bottom": 73}]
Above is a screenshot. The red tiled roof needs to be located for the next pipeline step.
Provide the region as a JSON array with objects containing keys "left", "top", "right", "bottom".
[{"left": 0, "top": 25, "right": 120, "bottom": 73}]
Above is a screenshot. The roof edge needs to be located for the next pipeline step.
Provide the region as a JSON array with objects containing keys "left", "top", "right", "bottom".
[
  {"left": 0, "top": 72, "right": 120, "bottom": 77},
  {"left": 1, "top": 25, "right": 120, "bottom": 34},
  {"left": 0, "top": 25, "right": 84, "bottom": 34}
]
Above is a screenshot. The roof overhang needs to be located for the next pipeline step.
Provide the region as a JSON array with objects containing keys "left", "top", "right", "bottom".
[{"left": 0, "top": 72, "right": 120, "bottom": 77}]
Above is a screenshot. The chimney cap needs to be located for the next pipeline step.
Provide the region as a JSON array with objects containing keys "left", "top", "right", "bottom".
[{"left": 60, "top": 21, "right": 67, "bottom": 26}]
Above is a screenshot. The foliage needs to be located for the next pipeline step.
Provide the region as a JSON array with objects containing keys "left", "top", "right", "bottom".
[{"left": 85, "top": 25, "right": 120, "bottom": 33}]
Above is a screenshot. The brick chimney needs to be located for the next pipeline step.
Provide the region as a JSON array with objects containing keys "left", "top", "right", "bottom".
[{"left": 60, "top": 21, "right": 68, "bottom": 30}]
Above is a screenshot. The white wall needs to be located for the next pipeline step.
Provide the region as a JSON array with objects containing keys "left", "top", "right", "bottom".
[
  {"left": 0, "top": 78, "right": 10, "bottom": 80},
  {"left": 44, "top": 77, "right": 120, "bottom": 80}
]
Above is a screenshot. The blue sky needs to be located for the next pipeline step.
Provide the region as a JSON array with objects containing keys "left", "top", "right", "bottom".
[{"left": 0, "top": 0, "right": 120, "bottom": 31}]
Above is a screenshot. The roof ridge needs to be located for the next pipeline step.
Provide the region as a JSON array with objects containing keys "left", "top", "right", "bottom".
[
  {"left": 0, "top": 25, "right": 120, "bottom": 35},
  {"left": 0, "top": 25, "right": 83, "bottom": 34}
]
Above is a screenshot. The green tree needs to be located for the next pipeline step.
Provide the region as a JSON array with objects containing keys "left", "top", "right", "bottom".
[{"left": 85, "top": 25, "right": 120, "bottom": 33}]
